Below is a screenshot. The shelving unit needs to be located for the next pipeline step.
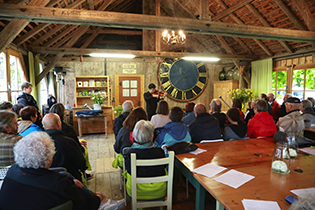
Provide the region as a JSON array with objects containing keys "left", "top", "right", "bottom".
[{"left": 74, "top": 76, "right": 111, "bottom": 107}]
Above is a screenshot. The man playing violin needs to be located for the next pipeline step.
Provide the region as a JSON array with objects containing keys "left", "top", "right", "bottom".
[{"left": 144, "top": 83, "right": 167, "bottom": 120}]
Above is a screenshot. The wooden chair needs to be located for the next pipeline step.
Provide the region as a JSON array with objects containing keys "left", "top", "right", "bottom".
[{"left": 130, "top": 151, "right": 174, "bottom": 210}]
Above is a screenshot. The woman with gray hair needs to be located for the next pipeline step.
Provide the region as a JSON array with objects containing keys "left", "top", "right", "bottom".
[
  {"left": 123, "top": 120, "right": 167, "bottom": 200},
  {"left": 300, "top": 100, "right": 315, "bottom": 128},
  {"left": 0, "top": 131, "right": 124, "bottom": 210}
]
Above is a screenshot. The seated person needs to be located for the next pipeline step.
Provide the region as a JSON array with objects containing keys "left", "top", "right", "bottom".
[
  {"left": 0, "top": 132, "right": 124, "bottom": 210},
  {"left": 245, "top": 100, "right": 256, "bottom": 124},
  {"left": 182, "top": 102, "right": 196, "bottom": 127},
  {"left": 0, "top": 101, "right": 13, "bottom": 111},
  {"left": 209, "top": 99, "right": 226, "bottom": 134},
  {"left": 277, "top": 97, "right": 304, "bottom": 136},
  {"left": 114, "top": 107, "right": 147, "bottom": 154},
  {"left": 300, "top": 100, "right": 315, "bottom": 128},
  {"left": 12, "top": 103, "right": 24, "bottom": 120},
  {"left": 189, "top": 103, "right": 221, "bottom": 143},
  {"left": 154, "top": 107, "right": 191, "bottom": 147},
  {"left": 247, "top": 99, "right": 277, "bottom": 138},
  {"left": 278, "top": 93, "right": 292, "bottom": 118},
  {"left": 123, "top": 120, "right": 166, "bottom": 200},
  {"left": 113, "top": 100, "right": 133, "bottom": 138},
  {"left": 259, "top": 93, "right": 273, "bottom": 116},
  {"left": 226, "top": 98, "right": 245, "bottom": 124},
  {"left": 223, "top": 108, "right": 247, "bottom": 140},
  {"left": 268, "top": 93, "right": 281, "bottom": 122},
  {"left": 18, "top": 106, "right": 43, "bottom": 137},
  {"left": 307, "top": 97, "right": 315, "bottom": 112},
  {"left": 150, "top": 100, "right": 171, "bottom": 128}
]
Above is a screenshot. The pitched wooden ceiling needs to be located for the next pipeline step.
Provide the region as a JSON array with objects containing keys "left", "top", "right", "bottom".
[{"left": 0, "top": 0, "right": 315, "bottom": 64}]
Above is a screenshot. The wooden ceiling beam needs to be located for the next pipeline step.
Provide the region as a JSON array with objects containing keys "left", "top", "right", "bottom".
[
  {"left": 28, "top": 46, "right": 258, "bottom": 60},
  {"left": 80, "top": 29, "right": 100, "bottom": 48},
  {"left": 42, "top": 25, "right": 78, "bottom": 47},
  {"left": 273, "top": 0, "right": 306, "bottom": 30},
  {"left": 46, "top": 0, "right": 60, "bottom": 7},
  {"left": 200, "top": 0, "right": 209, "bottom": 20},
  {"left": 291, "top": 0, "right": 315, "bottom": 31},
  {"left": 32, "top": 24, "right": 65, "bottom": 45},
  {"left": 14, "top": 23, "right": 50, "bottom": 45},
  {"left": 212, "top": 0, "right": 254, "bottom": 21},
  {"left": 245, "top": 4, "right": 293, "bottom": 53},
  {"left": 88, "top": 0, "right": 94, "bottom": 10},
  {"left": 1, "top": 4, "right": 314, "bottom": 42},
  {"left": 216, "top": 35, "right": 234, "bottom": 54},
  {"left": 98, "top": 0, "right": 114, "bottom": 11}
]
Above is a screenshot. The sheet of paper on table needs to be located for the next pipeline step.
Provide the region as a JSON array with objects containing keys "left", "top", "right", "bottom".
[
  {"left": 299, "top": 147, "right": 315, "bottom": 155},
  {"left": 242, "top": 199, "right": 281, "bottom": 210},
  {"left": 214, "top": 169, "right": 255, "bottom": 189},
  {"left": 190, "top": 148, "right": 207, "bottom": 155},
  {"left": 290, "top": 187, "right": 315, "bottom": 198},
  {"left": 191, "top": 163, "right": 227, "bottom": 178}
]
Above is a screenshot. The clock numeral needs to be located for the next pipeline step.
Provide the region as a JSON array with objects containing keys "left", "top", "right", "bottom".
[
  {"left": 196, "top": 62, "right": 204, "bottom": 68},
  {"left": 192, "top": 89, "right": 197, "bottom": 96},
  {"left": 199, "top": 72, "right": 207, "bottom": 78},
  {"left": 196, "top": 81, "right": 205, "bottom": 89},
  {"left": 160, "top": 72, "right": 169, "bottom": 77},
  {"left": 162, "top": 61, "right": 172, "bottom": 66},
  {"left": 171, "top": 89, "right": 178, "bottom": 98},
  {"left": 182, "top": 91, "right": 187, "bottom": 100},
  {"left": 162, "top": 81, "right": 172, "bottom": 92}
]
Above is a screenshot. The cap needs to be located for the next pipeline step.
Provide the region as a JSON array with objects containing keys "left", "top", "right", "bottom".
[{"left": 286, "top": 97, "right": 301, "bottom": 103}]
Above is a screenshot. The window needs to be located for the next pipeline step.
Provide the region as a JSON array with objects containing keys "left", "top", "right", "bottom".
[
  {"left": 0, "top": 50, "right": 27, "bottom": 103},
  {"left": 39, "top": 62, "right": 48, "bottom": 109},
  {"left": 272, "top": 70, "right": 287, "bottom": 104}
]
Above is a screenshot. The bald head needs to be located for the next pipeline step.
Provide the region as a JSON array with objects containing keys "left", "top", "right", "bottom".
[
  {"left": 194, "top": 103, "right": 207, "bottom": 116},
  {"left": 210, "top": 99, "right": 221, "bottom": 113},
  {"left": 42, "top": 113, "right": 61, "bottom": 130},
  {"left": 267, "top": 93, "right": 274, "bottom": 102}
]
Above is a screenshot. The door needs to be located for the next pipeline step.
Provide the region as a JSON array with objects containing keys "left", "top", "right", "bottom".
[{"left": 118, "top": 76, "right": 141, "bottom": 107}]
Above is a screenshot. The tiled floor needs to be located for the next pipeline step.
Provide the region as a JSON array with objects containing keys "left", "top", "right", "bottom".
[{"left": 84, "top": 133, "right": 216, "bottom": 210}]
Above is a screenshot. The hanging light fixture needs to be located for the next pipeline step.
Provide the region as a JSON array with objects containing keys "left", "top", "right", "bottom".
[{"left": 162, "top": 30, "right": 186, "bottom": 45}]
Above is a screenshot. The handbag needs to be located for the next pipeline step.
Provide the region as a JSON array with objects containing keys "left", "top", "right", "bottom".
[{"left": 166, "top": 141, "right": 198, "bottom": 155}]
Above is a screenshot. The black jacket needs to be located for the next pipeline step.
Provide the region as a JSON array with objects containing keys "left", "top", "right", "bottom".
[
  {"left": 0, "top": 164, "right": 100, "bottom": 210},
  {"left": 212, "top": 112, "right": 226, "bottom": 134},
  {"left": 45, "top": 129, "right": 86, "bottom": 181},
  {"left": 61, "top": 122, "right": 85, "bottom": 153},
  {"left": 113, "top": 127, "right": 132, "bottom": 154},
  {"left": 17, "top": 92, "right": 39, "bottom": 109},
  {"left": 144, "top": 91, "right": 161, "bottom": 120},
  {"left": 189, "top": 113, "right": 221, "bottom": 143},
  {"left": 113, "top": 112, "right": 130, "bottom": 137}
]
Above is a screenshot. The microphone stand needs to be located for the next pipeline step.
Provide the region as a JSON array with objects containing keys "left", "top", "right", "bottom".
[{"left": 219, "top": 95, "right": 231, "bottom": 109}]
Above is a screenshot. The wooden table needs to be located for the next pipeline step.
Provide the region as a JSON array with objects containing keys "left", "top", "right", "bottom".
[
  {"left": 175, "top": 138, "right": 315, "bottom": 210},
  {"left": 75, "top": 114, "right": 109, "bottom": 139},
  {"left": 304, "top": 125, "right": 315, "bottom": 140}
]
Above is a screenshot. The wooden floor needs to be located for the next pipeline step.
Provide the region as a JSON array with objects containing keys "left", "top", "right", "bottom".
[{"left": 84, "top": 133, "right": 216, "bottom": 210}]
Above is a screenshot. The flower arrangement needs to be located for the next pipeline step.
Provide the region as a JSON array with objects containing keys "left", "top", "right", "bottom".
[
  {"left": 229, "top": 88, "right": 254, "bottom": 103},
  {"left": 90, "top": 92, "right": 107, "bottom": 105},
  {"left": 113, "top": 105, "right": 123, "bottom": 118}
]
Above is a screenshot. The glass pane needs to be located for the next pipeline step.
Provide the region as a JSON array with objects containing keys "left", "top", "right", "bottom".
[
  {"left": 131, "top": 89, "right": 137, "bottom": 97},
  {"left": 0, "top": 92, "right": 7, "bottom": 101},
  {"left": 122, "top": 80, "right": 129, "bottom": 88},
  {"left": 292, "top": 69, "right": 304, "bottom": 91},
  {"left": 305, "top": 68, "right": 315, "bottom": 91},
  {"left": 292, "top": 91, "right": 303, "bottom": 101},
  {"left": 10, "top": 55, "right": 18, "bottom": 90},
  {"left": 272, "top": 71, "right": 276, "bottom": 89},
  {"left": 0, "top": 52, "right": 7, "bottom": 91},
  {"left": 276, "top": 71, "right": 287, "bottom": 90},
  {"left": 123, "top": 89, "right": 129, "bottom": 97},
  {"left": 275, "top": 90, "right": 286, "bottom": 104},
  {"left": 305, "top": 91, "right": 315, "bottom": 100},
  {"left": 16, "top": 59, "right": 26, "bottom": 90},
  {"left": 11, "top": 91, "right": 20, "bottom": 104},
  {"left": 130, "top": 80, "right": 137, "bottom": 88}
]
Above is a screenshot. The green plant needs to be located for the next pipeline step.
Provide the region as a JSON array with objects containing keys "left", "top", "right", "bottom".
[
  {"left": 229, "top": 88, "right": 254, "bottom": 103},
  {"left": 114, "top": 105, "right": 123, "bottom": 117},
  {"left": 90, "top": 92, "right": 107, "bottom": 105}
]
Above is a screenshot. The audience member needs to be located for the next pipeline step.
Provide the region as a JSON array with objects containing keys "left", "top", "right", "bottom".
[
  {"left": 12, "top": 103, "right": 24, "bottom": 119},
  {"left": 245, "top": 100, "right": 256, "bottom": 124},
  {"left": 123, "top": 120, "right": 166, "bottom": 201},
  {"left": 113, "top": 100, "right": 134, "bottom": 138},
  {"left": 247, "top": 99, "right": 277, "bottom": 138},
  {"left": 268, "top": 93, "right": 281, "bottom": 121},
  {"left": 182, "top": 102, "right": 196, "bottom": 127},
  {"left": 18, "top": 106, "right": 43, "bottom": 136},
  {"left": 231, "top": 98, "right": 245, "bottom": 121},
  {"left": 300, "top": 100, "right": 315, "bottom": 128},
  {"left": 47, "top": 94, "right": 57, "bottom": 109},
  {"left": 150, "top": 100, "right": 171, "bottom": 128},
  {"left": 307, "top": 97, "right": 315, "bottom": 112},
  {"left": 0, "top": 132, "right": 124, "bottom": 210},
  {"left": 259, "top": 93, "right": 272, "bottom": 116},
  {"left": 42, "top": 113, "right": 86, "bottom": 182},
  {"left": 0, "top": 101, "right": 13, "bottom": 111},
  {"left": 143, "top": 83, "right": 166, "bottom": 120},
  {"left": 0, "top": 110, "right": 22, "bottom": 166},
  {"left": 189, "top": 103, "right": 221, "bottom": 143},
  {"left": 155, "top": 107, "right": 191, "bottom": 147},
  {"left": 223, "top": 108, "right": 247, "bottom": 140},
  {"left": 113, "top": 107, "right": 147, "bottom": 154},
  {"left": 278, "top": 93, "right": 292, "bottom": 118},
  {"left": 277, "top": 97, "right": 304, "bottom": 136},
  {"left": 209, "top": 99, "right": 226, "bottom": 134}
]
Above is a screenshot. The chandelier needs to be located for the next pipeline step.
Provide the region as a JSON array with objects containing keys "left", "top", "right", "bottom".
[{"left": 162, "top": 30, "right": 186, "bottom": 45}]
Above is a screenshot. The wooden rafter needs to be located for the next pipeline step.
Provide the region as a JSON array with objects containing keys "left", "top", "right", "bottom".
[
  {"left": 86, "top": 29, "right": 142, "bottom": 35},
  {"left": 200, "top": 0, "right": 209, "bottom": 20},
  {"left": 42, "top": 25, "right": 78, "bottom": 47},
  {"left": 14, "top": 23, "right": 50, "bottom": 45},
  {"left": 80, "top": 29, "right": 100, "bottom": 48},
  {"left": 292, "top": 0, "right": 315, "bottom": 31},
  {"left": 212, "top": 0, "right": 254, "bottom": 21},
  {"left": 32, "top": 24, "right": 65, "bottom": 45}
]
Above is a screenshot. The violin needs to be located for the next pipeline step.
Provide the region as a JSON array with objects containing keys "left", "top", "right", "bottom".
[{"left": 153, "top": 90, "right": 165, "bottom": 97}]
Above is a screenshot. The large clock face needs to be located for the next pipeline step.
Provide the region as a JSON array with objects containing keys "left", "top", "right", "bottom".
[{"left": 158, "top": 58, "right": 207, "bottom": 101}]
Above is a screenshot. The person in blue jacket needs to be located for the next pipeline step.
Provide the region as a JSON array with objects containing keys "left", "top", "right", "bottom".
[
  {"left": 154, "top": 106, "right": 191, "bottom": 147},
  {"left": 18, "top": 106, "right": 43, "bottom": 136}
]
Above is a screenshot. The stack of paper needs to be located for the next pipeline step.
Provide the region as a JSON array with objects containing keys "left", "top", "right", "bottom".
[
  {"left": 290, "top": 187, "right": 315, "bottom": 198},
  {"left": 299, "top": 147, "right": 315, "bottom": 155},
  {"left": 190, "top": 148, "right": 207, "bottom": 155},
  {"left": 214, "top": 169, "right": 255, "bottom": 189},
  {"left": 191, "top": 163, "right": 227, "bottom": 178},
  {"left": 242, "top": 199, "right": 281, "bottom": 210}
]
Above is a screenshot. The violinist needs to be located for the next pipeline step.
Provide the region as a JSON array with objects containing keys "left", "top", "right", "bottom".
[{"left": 143, "top": 83, "right": 167, "bottom": 120}]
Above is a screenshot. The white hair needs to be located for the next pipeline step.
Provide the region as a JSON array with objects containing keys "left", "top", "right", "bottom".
[
  {"left": 122, "top": 100, "right": 134, "bottom": 112},
  {"left": 14, "top": 132, "right": 56, "bottom": 169},
  {"left": 132, "top": 120, "right": 154, "bottom": 144},
  {"left": 301, "top": 100, "right": 312, "bottom": 109}
]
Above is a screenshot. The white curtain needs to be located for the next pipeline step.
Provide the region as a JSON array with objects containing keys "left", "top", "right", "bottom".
[{"left": 251, "top": 58, "right": 273, "bottom": 97}]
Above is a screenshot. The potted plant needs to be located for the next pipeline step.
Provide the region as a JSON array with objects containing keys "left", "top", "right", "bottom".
[{"left": 90, "top": 92, "right": 107, "bottom": 110}]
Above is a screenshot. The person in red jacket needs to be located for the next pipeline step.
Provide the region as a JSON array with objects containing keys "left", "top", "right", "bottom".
[
  {"left": 247, "top": 99, "right": 277, "bottom": 138},
  {"left": 268, "top": 93, "right": 281, "bottom": 122}
]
